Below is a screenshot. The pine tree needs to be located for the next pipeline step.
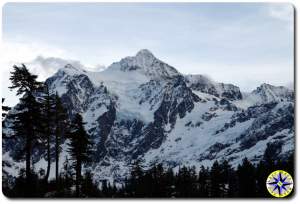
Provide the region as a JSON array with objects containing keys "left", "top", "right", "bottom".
[
  {"left": 220, "top": 159, "right": 232, "bottom": 197},
  {"left": 102, "top": 180, "right": 109, "bottom": 196},
  {"left": 286, "top": 152, "right": 294, "bottom": 177},
  {"left": 263, "top": 143, "right": 278, "bottom": 171},
  {"left": 237, "top": 158, "right": 256, "bottom": 197},
  {"left": 210, "top": 160, "right": 222, "bottom": 197},
  {"left": 175, "top": 166, "right": 197, "bottom": 197},
  {"left": 256, "top": 161, "right": 269, "bottom": 197},
  {"left": 198, "top": 165, "right": 209, "bottom": 197},
  {"left": 129, "top": 159, "right": 144, "bottom": 197},
  {"left": 67, "top": 113, "right": 92, "bottom": 197},
  {"left": 8, "top": 64, "right": 43, "bottom": 189},
  {"left": 9, "top": 64, "right": 42, "bottom": 95},
  {"left": 54, "top": 93, "right": 68, "bottom": 183},
  {"left": 41, "top": 84, "right": 55, "bottom": 182},
  {"left": 227, "top": 167, "right": 238, "bottom": 197},
  {"left": 164, "top": 167, "right": 175, "bottom": 197},
  {"left": 153, "top": 163, "right": 165, "bottom": 197},
  {"left": 81, "top": 171, "right": 100, "bottom": 197}
]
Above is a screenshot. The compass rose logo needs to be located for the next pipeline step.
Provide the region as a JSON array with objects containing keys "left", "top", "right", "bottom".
[{"left": 266, "top": 170, "right": 293, "bottom": 198}]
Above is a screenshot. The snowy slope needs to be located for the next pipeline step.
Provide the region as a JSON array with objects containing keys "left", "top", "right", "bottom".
[{"left": 3, "top": 49, "right": 294, "bottom": 183}]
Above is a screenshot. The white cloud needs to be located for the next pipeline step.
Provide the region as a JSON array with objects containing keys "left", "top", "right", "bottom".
[
  {"left": 0, "top": 41, "right": 109, "bottom": 106},
  {"left": 0, "top": 41, "right": 69, "bottom": 84},
  {"left": 1, "top": 42, "right": 78, "bottom": 105},
  {"left": 0, "top": 41, "right": 106, "bottom": 79},
  {"left": 1, "top": 41, "right": 67, "bottom": 67}
]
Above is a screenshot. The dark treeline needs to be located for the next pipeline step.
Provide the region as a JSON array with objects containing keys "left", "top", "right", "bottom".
[
  {"left": 117, "top": 152, "right": 294, "bottom": 198},
  {"left": 2, "top": 65, "right": 294, "bottom": 198},
  {"left": 2, "top": 153, "right": 294, "bottom": 198}
]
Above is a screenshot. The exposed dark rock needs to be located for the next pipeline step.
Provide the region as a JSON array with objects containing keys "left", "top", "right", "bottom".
[
  {"left": 202, "top": 112, "right": 217, "bottom": 121},
  {"left": 198, "top": 142, "right": 231, "bottom": 161}
]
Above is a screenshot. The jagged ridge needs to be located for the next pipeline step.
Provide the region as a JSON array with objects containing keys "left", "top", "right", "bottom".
[{"left": 3, "top": 49, "right": 294, "bottom": 183}]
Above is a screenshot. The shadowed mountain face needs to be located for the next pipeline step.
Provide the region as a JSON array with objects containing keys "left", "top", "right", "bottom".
[{"left": 3, "top": 50, "right": 294, "bottom": 182}]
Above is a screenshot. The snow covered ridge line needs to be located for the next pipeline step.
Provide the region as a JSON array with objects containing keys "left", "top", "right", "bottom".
[{"left": 3, "top": 49, "right": 294, "bottom": 183}]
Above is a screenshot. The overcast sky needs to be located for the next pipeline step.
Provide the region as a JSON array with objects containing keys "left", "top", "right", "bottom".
[{"left": 1, "top": 3, "right": 294, "bottom": 105}]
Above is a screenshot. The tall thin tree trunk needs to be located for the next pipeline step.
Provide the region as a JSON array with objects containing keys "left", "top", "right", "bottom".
[
  {"left": 45, "top": 135, "right": 51, "bottom": 181},
  {"left": 75, "top": 160, "right": 82, "bottom": 197},
  {"left": 55, "top": 106, "right": 60, "bottom": 183},
  {"left": 45, "top": 88, "right": 51, "bottom": 182},
  {"left": 25, "top": 137, "right": 32, "bottom": 189},
  {"left": 55, "top": 132, "right": 59, "bottom": 182}
]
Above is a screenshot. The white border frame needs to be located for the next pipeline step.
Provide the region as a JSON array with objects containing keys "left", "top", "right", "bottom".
[{"left": 0, "top": 0, "right": 297, "bottom": 203}]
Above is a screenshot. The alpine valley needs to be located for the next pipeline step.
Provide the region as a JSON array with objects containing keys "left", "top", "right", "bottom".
[{"left": 3, "top": 49, "right": 295, "bottom": 184}]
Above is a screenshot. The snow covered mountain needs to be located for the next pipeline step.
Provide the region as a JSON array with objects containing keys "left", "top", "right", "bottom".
[
  {"left": 3, "top": 49, "right": 294, "bottom": 183},
  {"left": 185, "top": 74, "right": 242, "bottom": 101}
]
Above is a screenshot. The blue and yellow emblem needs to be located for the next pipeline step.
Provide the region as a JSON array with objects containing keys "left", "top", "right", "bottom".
[{"left": 266, "top": 170, "right": 293, "bottom": 198}]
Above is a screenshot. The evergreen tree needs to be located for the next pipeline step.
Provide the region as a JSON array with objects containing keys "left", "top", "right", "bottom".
[
  {"left": 164, "top": 167, "right": 175, "bottom": 197},
  {"left": 227, "top": 167, "right": 238, "bottom": 197},
  {"left": 8, "top": 64, "right": 43, "bottom": 189},
  {"left": 67, "top": 113, "right": 92, "bottom": 197},
  {"left": 220, "top": 159, "right": 232, "bottom": 197},
  {"left": 256, "top": 161, "right": 269, "bottom": 197},
  {"left": 101, "top": 180, "right": 109, "bottom": 196},
  {"left": 41, "top": 84, "right": 55, "bottom": 182},
  {"left": 152, "top": 163, "right": 165, "bottom": 197},
  {"left": 210, "top": 160, "right": 222, "bottom": 197},
  {"left": 189, "top": 166, "right": 198, "bottom": 197},
  {"left": 198, "top": 165, "right": 209, "bottom": 197},
  {"left": 175, "top": 166, "right": 197, "bottom": 197},
  {"left": 81, "top": 171, "right": 100, "bottom": 197},
  {"left": 53, "top": 93, "right": 68, "bottom": 183},
  {"left": 263, "top": 143, "right": 276, "bottom": 170},
  {"left": 286, "top": 152, "right": 294, "bottom": 177},
  {"left": 9, "top": 64, "right": 42, "bottom": 95},
  {"left": 237, "top": 158, "right": 256, "bottom": 197},
  {"left": 129, "top": 159, "right": 145, "bottom": 197}
]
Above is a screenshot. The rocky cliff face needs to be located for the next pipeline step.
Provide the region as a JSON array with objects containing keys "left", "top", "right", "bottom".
[
  {"left": 3, "top": 50, "right": 294, "bottom": 183},
  {"left": 185, "top": 74, "right": 243, "bottom": 101}
]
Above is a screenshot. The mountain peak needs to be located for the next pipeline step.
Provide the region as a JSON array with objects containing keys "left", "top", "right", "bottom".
[
  {"left": 64, "top": 63, "right": 76, "bottom": 69},
  {"left": 246, "top": 83, "right": 294, "bottom": 105},
  {"left": 54, "top": 63, "right": 86, "bottom": 78},
  {"left": 255, "top": 83, "right": 289, "bottom": 93},
  {"left": 106, "top": 49, "right": 179, "bottom": 79},
  {"left": 134, "top": 49, "right": 156, "bottom": 65},
  {"left": 63, "top": 63, "right": 84, "bottom": 73},
  {"left": 259, "top": 83, "right": 273, "bottom": 89},
  {"left": 135, "top": 49, "right": 155, "bottom": 58}
]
